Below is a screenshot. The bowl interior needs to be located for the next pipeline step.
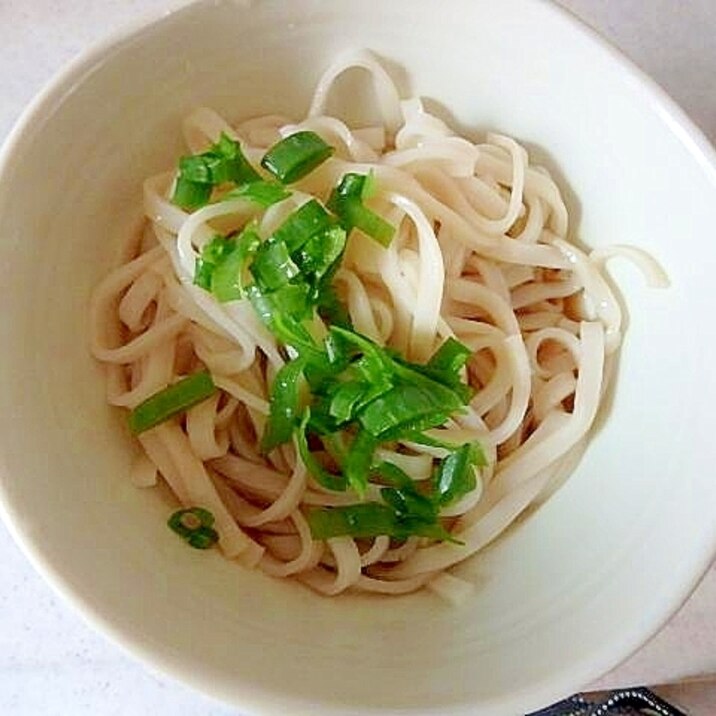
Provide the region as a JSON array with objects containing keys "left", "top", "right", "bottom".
[{"left": 0, "top": 1, "right": 715, "bottom": 714}]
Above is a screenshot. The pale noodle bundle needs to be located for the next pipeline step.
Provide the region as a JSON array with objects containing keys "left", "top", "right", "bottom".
[{"left": 90, "top": 50, "right": 667, "bottom": 601}]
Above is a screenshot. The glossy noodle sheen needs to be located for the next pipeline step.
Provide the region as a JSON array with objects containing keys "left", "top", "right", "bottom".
[{"left": 90, "top": 50, "right": 668, "bottom": 601}]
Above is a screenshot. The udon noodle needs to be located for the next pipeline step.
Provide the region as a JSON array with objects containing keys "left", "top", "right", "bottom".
[{"left": 90, "top": 51, "right": 668, "bottom": 601}]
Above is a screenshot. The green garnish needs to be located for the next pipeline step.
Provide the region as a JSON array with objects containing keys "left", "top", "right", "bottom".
[
  {"left": 328, "top": 172, "right": 396, "bottom": 246},
  {"left": 171, "top": 133, "right": 261, "bottom": 210},
  {"left": 432, "top": 442, "right": 480, "bottom": 506},
  {"left": 193, "top": 228, "right": 261, "bottom": 302},
  {"left": 250, "top": 238, "right": 301, "bottom": 291},
  {"left": 306, "top": 502, "right": 456, "bottom": 542},
  {"left": 167, "top": 507, "right": 219, "bottom": 549},
  {"left": 261, "top": 131, "right": 334, "bottom": 184},
  {"left": 172, "top": 176, "right": 212, "bottom": 211},
  {"left": 357, "top": 383, "right": 464, "bottom": 438},
  {"left": 427, "top": 336, "right": 472, "bottom": 375},
  {"left": 171, "top": 141, "right": 482, "bottom": 545},
  {"left": 305, "top": 442, "right": 482, "bottom": 543},
  {"left": 306, "top": 503, "right": 403, "bottom": 540},
  {"left": 261, "top": 359, "right": 306, "bottom": 453},
  {"left": 128, "top": 371, "right": 216, "bottom": 434},
  {"left": 220, "top": 180, "right": 291, "bottom": 207},
  {"left": 210, "top": 226, "right": 261, "bottom": 302},
  {"left": 297, "top": 410, "right": 347, "bottom": 492},
  {"left": 273, "top": 199, "right": 333, "bottom": 252},
  {"left": 343, "top": 429, "right": 378, "bottom": 497}
]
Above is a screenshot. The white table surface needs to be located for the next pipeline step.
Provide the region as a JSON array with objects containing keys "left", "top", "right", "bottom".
[{"left": 1, "top": 1, "right": 715, "bottom": 714}]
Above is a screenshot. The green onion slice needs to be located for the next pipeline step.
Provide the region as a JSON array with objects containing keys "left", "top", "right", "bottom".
[
  {"left": 293, "top": 225, "right": 346, "bottom": 283},
  {"left": 307, "top": 503, "right": 399, "bottom": 540},
  {"left": 173, "top": 176, "right": 212, "bottom": 211},
  {"left": 261, "top": 131, "right": 334, "bottom": 184},
  {"left": 273, "top": 199, "right": 333, "bottom": 253},
  {"left": 327, "top": 173, "right": 395, "bottom": 246},
  {"left": 297, "top": 410, "right": 347, "bottom": 492},
  {"left": 209, "top": 227, "right": 261, "bottom": 302},
  {"left": 167, "top": 507, "right": 219, "bottom": 550},
  {"left": 261, "top": 359, "right": 306, "bottom": 453},
  {"left": 171, "top": 133, "right": 260, "bottom": 210},
  {"left": 220, "top": 181, "right": 291, "bottom": 207},
  {"left": 433, "top": 442, "right": 481, "bottom": 506},
  {"left": 358, "top": 383, "right": 463, "bottom": 438},
  {"left": 343, "top": 429, "right": 378, "bottom": 497},
  {"left": 250, "top": 238, "right": 301, "bottom": 291},
  {"left": 306, "top": 503, "right": 458, "bottom": 543},
  {"left": 342, "top": 201, "right": 396, "bottom": 247},
  {"left": 128, "top": 371, "right": 216, "bottom": 434}
]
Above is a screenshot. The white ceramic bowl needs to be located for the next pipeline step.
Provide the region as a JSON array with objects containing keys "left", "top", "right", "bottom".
[{"left": 1, "top": 1, "right": 715, "bottom": 714}]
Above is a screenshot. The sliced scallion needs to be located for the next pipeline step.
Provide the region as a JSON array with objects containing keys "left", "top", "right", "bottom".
[
  {"left": 327, "top": 172, "right": 395, "bottom": 246},
  {"left": 433, "top": 442, "right": 481, "bottom": 506},
  {"left": 171, "top": 133, "right": 260, "bottom": 210},
  {"left": 250, "top": 238, "right": 301, "bottom": 291},
  {"left": 210, "top": 226, "right": 261, "bottom": 302},
  {"left": 261, "top": 131, "right": 334, "bottom": 184},
  {"left": 167, "top": 507, "right": 219, "bottom": 549},
  {"left": 272, "top": 199, "right": 333, "bottom": 253},
  {"left": 172, "top": 176, "right": 212, "bottom": 211},
  {"left": 128, "top": 371, "right": 216, "bottom": 434},
  {"left": 261, "top": 359, "right": 306, "bottom": 453},
  {"left": 297, "top": 410, "right": 347, "bottom": 492},
  {"left": 221, "top": 181, "right": 291, "bottom": 207}
]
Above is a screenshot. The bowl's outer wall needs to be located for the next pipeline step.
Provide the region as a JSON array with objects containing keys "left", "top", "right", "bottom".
[{"left": 0, "top": 1, "right": 715, "bottom": 715}]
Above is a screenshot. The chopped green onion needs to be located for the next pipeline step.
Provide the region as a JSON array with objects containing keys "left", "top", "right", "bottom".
[
  {"left": 172, "top": 176, "right": 212, "bottom": 211},
  {"left": 211, "top": 133, "right": 262, "bottom": 185},
  {"left": 246, "top": 284, "right": 319, "bottom": 355},
  {"left": 193, "top": 256, "right": 215, "bottom": 291},
  {"left": 306, "top": 503, "right": 457, "bottom": 543},
  {"left": 297, "top": 410, "right": 347, "bottom": 491},
  {"left": 209, "top": 227, "right": 261, "bottom": 302},
  {"left": 179, "top": 154, "right": 219, "bottom": 184},
  {"left": 372, "top": 461, "right": 414, "bottom": 489},
  {"left": 128, "top": 371, "right": 216, "bottom": 434},
  {"left": 315, "top": 283, "right": 352, "bottom": 330},
  {"left": 361, "top": 170, "right": 377, "bottom": 200},
  {"left": 307, "top": 503, "right": 399, "bottom": 540},
  {"left": 381, "top": 486, "right": 437, "bottom": 523},
  {"left": 433, "top": 442, "right": 481, "bottom": 506},
  {"left": 261, "top": 359, "right": 306, "bottom": 453},
  {"left": 340, "top": 201, "right": 396, "bottom": 246},
  {"left": 408, "top": 433, "right": 488, "bottom": 468},
  {"left": 171, "top": 133, "right": 260, "bottom": 210},
  {"left": 343, "top": 429, "right": 378, "bottom": 497},
  {"left": 273, "top": 199, "right": 333, "bottom": 253},
  {"left": 202, "top": 235, "right": 236, "bottom": 264},
  {"left": 293, "top": 225, "right": 346, "bottom": 283},
  {"left": 328, "top": 173, "right": 395, "bottom": 246},
  {"left": 428, "top": 337, "right": 472, "bottom": 374},
  {"left": 221, "top": 181, "right": 291, "bottom": 207},
  {"left": 194, "top": 235, "right": 236, "bottom": 291},
  {"left": 305, "top": 398, "right": 341, "bottom": 435},
  {"left": 167, "top": 507, "right": 219, "bottom": 550},
  {"left": 250, "top": 238, "right": 301, "bottom": 291},
  {"left": 329, "top": 381, "right": 367, "bottom": 423},
  {"left": 330, "top": 172, "right": 368, "bottom": 201},
  {"left": 261, "top": 131, "right": 334, "bottom": 184},
  {"left": 358, "top": 383, "right": 463, "bottom": 438}
]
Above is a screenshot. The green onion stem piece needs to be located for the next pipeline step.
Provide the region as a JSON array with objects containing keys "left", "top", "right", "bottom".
[
  {"left": 128, "top": 371, "right": 216, "bottom": 434},
  {"left": 167, "top": 507, "right": 219, "bottom": 550},
  {"left": 261, "top": 131, "right": 334, "bottom": 184}
]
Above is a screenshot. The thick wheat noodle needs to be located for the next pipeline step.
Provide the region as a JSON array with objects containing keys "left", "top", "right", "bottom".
[{"left": 90, "top": 50, "right": 667, "bottom": 600}]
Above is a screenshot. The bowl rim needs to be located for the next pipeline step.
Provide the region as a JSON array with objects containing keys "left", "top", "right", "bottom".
[{"left": 0, "top": 0, "right": 715, "bottom": 714}]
